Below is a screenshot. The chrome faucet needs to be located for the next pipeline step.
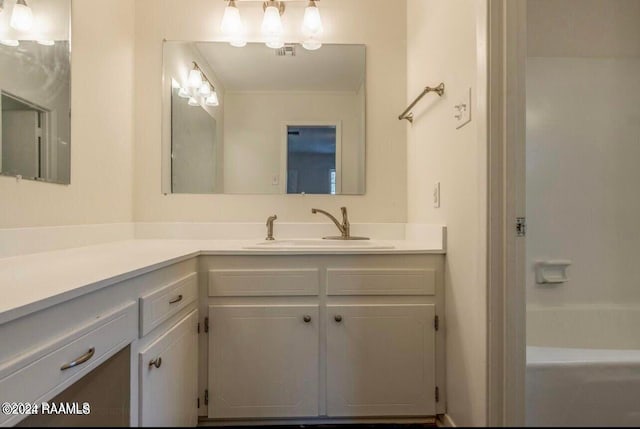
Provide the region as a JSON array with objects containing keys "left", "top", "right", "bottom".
[
  {"left": 311, "top": 207, "right": 369, "bottom": 240},
  {"left": 266, "top": 215, "right": 278, "bottom": 241},
  {"left": 311, "top": 207, "right": 350, "bottom": 239}
]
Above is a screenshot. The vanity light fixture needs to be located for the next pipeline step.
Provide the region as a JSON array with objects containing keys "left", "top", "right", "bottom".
[
  {"left": 10, "top": 0, "right": 34, "bottom": 32},
  {"left": 179, "top": 62, "right": 221, "bottom": 108},
  {"left": 221, "top": 0, "right": 247, "bottom": 47},
  {"left": 219, "top": 0, "right": 323, "bottom": 50}
]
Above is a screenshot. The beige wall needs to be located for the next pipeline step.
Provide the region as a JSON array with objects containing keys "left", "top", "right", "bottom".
[
  {"left": 406, "top": 0, "right": 486, "bottom": 426},
  {"left": 223, "top": 91, "right": 364, "bottom": 195},
  {"left": 133, "top": 0, "right": 407, "bottom": 223},
  {"left": 0, "top": 0, "right": 135, "bottom": 228},
  {"left": 527, "top": 0, "right": 640, "bottom": 57}
]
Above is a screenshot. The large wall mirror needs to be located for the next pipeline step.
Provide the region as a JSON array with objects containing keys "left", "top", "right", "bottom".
[
  {"left": 162, "top": 41, "right": 366, "bottom": 195},
  {"left": 0, "top": 0, "right": 71, "bottom": 185}
]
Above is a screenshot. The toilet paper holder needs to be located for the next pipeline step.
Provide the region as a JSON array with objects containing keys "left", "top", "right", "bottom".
[{"left": 535, "top": 260, "right": 572, "bottom": 285}]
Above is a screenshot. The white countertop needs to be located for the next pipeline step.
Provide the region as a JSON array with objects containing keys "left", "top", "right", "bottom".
[{"left": 0, "top": 239, "right": 444, "bottom": 326}]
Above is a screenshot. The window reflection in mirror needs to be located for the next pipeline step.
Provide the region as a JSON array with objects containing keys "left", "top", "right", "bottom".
[
  {"left": 0, "top": 0, "right": 71, "bottom": 185},
  {"left": 162, "top": 42, "right": 366, "bottom": 196}
]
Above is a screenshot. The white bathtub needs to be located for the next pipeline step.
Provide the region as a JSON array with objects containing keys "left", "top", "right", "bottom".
[{"left": 526, "top": 307, "right": 640, "bottom": 427}]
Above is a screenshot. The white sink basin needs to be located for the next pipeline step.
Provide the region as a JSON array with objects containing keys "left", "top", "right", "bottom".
[{"left": 243, "top": 239, "right": 395, "bottom": 250}]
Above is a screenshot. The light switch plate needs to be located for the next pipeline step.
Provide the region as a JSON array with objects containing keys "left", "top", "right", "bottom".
[
  {"left": 433, "top": 182, "right": 441, "bottom": 208},
  {"left": 454, "top": 87, "right": 472, "bottom": 129}
]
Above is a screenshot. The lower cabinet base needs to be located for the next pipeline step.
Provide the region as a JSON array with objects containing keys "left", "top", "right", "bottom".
[{"left": 197, "top": 416, "right": 438, "bottom": 427}]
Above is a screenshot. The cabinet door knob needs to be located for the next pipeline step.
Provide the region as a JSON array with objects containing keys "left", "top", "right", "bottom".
[
  {"left": 334, "top": 315, "right": 343, "bottom": 323},
  {"left": 149, "top": 357, "right": 162, "bottom": 369},
  {"left": 303, "top": 315, "right": 312, "bottom": 323}
]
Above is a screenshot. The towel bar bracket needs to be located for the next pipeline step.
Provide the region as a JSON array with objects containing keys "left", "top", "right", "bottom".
[{"left": 399, "top": 82, "right": 446, "bottom": 123}]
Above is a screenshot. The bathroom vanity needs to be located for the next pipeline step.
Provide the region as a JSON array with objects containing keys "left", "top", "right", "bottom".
[{"left": 0, "top": 239, "right": 445, "bottom": 427}]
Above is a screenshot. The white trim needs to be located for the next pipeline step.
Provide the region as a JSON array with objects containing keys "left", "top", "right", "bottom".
[
  {"left": 280, "top": 121, "right": 343, "bottom": 195},
  {"left": 437, "top": 414, "right": 457, "bottom": 427},
  {"left": 486, "top": 0, "right": 527, "bottom": 426}
]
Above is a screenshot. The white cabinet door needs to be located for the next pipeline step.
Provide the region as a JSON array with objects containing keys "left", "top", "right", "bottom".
[
  {"left": 326, "top": 304, "right": 436, "bottom": 417},
  {"left": 209, "top": 305, "right": 319, "bottom": 419},
  {"left": 139, "top": 310, "right": 198, "bottom": 427}
]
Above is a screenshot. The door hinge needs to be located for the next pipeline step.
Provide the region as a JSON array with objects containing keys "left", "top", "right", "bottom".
[
  {"left": 516, "top": 217, "right": 527, "bottom": 237},
  {"left": 204, "top": 317, "right": 209, "bottom": 333},
  {"left": 197, "top": 322, "right": 200, "bottom": 334},
  {"left": 197, "top": 397, "right": 200, "bottom": 409},
  {"left": 204, "top": 389, "right": 209, "bottom": 406},
  {"left": 435, "top": 386, "right": 440, "bottom": 403},
  {"left": 434, "top": 315, "right": 440, "bottom": 331}
]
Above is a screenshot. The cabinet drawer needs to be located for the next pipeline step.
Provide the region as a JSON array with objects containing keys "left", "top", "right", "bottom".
[
  {"left": 139, "top": 273, "right": 198, "bottom": 337},
  {"left": 0, "top": 302, "right": 136, "bottom": 427},
  {"left": 208, "top": 269, "right": 319, "bottom": 297},
  {"left": 327, "top": 268, "right": 436, "bottom": 296}
]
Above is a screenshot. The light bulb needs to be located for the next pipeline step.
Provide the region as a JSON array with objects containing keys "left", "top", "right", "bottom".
[
  {"left": 0, "top": 40, "right": 19, "bottom": 47},
  {"left": 10, "top": 0, "right": 34, "bottom": 32},
  {"left": 188, "top": 68, "right": 203, "bottom": 89},
  {"left": 188, "top": 97, "right": 199, "bottom": 107},
  {"left": 199, "top": 82, "right": 211, "bottom": 97},
  {"left": 262, "top": 3, "right": 283, "bottom": 38},
  {"left": 37, "top": 40, "right": 55, "bottom": 46},
  {"left": 302, "top": 1, "right": 323, "bottom": 36},
  {"left": 302, "top": 38, "right": 322, "bottom": 51},
  {"left": 205, "top": 92, "right": 219, "bottom": 107},
  {"left": 178, "top": 87, "right": 190, "bottom": 98}
]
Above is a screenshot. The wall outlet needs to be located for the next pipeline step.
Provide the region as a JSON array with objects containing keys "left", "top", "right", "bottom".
[
  {"left": 433, "top": 182, "right": 441, "bottom": 208},
  {"left": 272, "top": 175, "right": 280, "bottom": 186},
  {"left": 454, "top": 87, "right": 472, "bottom": 129}
]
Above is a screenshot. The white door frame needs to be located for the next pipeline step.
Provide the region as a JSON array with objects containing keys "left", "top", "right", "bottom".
[
  {"left": 280, "top": 121, "right": 343, "bottom": 195},
  {"left": 486, "top": 0, "right": 527, "bottom": 426}
]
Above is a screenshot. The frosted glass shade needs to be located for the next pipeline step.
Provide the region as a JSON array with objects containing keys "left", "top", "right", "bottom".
[
  {"left": 0, "top": 40, "right": 20, "bottom": 47},
  {"left": 199, "top": 82, "right": 211, "bottom": 96},
  {"left": 302, "top": 38, "right": 322, "bottom": 51},
  {"left": 188, "top": 69, "right": 203, "bottom": 89},
  {"left": 302, "top": 2, "right": 323, "bottom": 36},
  {"left": 262, "top": 5, "right": 283, "bottom": 37},
  {"left": 266, "top": 37, "right": 284, "bottom": 49},
  {"left": 205, "top": 92, "right": 219, "bottom": 107},
  {"left": 37, "top": 40, "right": 55, "bottom": 46},
  {"left": 10, "top": 0, "right": 34, "bottom": 32},
  {"left": 178, "top": 87, "right": 191, "bottom": 98},
  {"left": 221, "top": 2, "right": 243, "bottom": 35},
  {"left": 188, "top": 97, "right": 199, "bottom": 106}
]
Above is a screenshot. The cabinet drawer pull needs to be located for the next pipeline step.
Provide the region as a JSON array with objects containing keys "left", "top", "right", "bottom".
[
  {"left": 149, "top": 357, "right": 162, "bottom": 369},
  {"left": 303, "top": 315, "right": 312, "bottom": 323},
  {"left": 60, "top": 347, "right": 95, "bottom": 371},
  {"left": 169, "top": 295, "right": 183, "bottom": 305},
  {"left": 334, "top": 315, "right": 343, "bottom": 323}
]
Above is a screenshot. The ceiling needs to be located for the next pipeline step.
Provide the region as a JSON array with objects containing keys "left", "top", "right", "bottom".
[{"left": 195, "top": 42, "right": 366, "bottom": 92}]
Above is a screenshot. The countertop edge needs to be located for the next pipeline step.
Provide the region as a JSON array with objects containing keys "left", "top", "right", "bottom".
[{"left": 0, "top": 241, "right": 445, "bottom": 326}]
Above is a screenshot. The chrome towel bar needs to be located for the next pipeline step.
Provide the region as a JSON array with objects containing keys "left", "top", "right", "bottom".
[{"left": 399, "top": 82, "right": 445, "bottom": 123}]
